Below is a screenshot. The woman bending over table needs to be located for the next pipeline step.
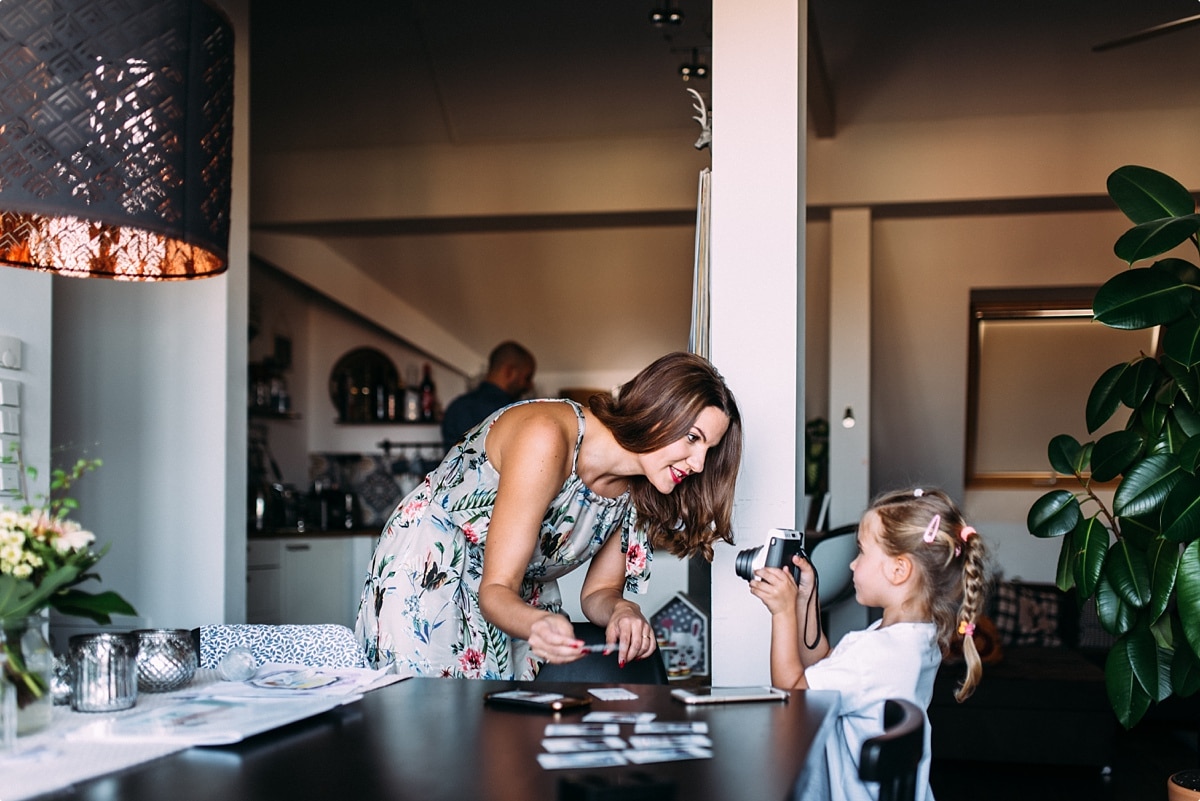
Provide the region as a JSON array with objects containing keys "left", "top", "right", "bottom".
[{"left": 354, "top": 352, "right": 743, "bottom": 680}]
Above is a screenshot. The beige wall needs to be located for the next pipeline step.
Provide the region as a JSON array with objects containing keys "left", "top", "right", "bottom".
[{"left": 806, "top": 103, "right": 1200, "bottom": 581}]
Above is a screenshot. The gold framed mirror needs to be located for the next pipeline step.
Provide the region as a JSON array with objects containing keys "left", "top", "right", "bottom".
[{"left": 965, "top": 286, "right": 1160, "bottom": 488}]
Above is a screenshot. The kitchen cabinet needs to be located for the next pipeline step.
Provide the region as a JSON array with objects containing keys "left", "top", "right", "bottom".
[
  {"left": 246, "top": 535, "right": 376, "bottom": 627},
  {"left": 246, "top": 539, "right": 281, "bottom": 623}
]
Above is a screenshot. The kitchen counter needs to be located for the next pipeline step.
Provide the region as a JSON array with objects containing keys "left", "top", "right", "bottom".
[{"left": 248, "top": 527, "right": 379, "bottom": 539}]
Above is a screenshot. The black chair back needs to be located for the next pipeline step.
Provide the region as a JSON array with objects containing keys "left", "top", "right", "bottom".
[
  {"left": 533, "top": 622, "right": 669, "bottom": 685},
  {"left": 859, "top": 698, "right": 926, "bottom": 801}
]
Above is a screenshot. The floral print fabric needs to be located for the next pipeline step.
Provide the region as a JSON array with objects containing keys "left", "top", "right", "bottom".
[{"left": 354, "top": 399, "right": 652, "bottom": 679}]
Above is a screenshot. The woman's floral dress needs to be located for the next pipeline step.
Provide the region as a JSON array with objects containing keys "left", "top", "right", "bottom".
[{"left": 354, "top": 399, "right": 653, "bottom": 680}]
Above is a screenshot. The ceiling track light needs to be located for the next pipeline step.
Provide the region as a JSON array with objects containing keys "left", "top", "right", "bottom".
[
  {"left": 679, "top": 48, "right": 709, "bottom": 82},
  {"left": 649, "top": 1, "right": 684, "bottom": 27}
]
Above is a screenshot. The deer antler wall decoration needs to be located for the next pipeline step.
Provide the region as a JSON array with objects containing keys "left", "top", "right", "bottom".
[{"left": 688, "top": 88, "right": 711, "bottom": 151}]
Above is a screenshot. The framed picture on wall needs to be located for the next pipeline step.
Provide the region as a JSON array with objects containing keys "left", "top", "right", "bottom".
[{"left": 965, "top": 286, "right": 1160, "bottom": 488}]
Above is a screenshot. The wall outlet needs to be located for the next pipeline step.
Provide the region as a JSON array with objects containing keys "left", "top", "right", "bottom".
[
  {"left": 0, "top": 335, "right": 21, "bottom": 370},
  {"left": 0, "top": 464, "right": 19, "bottom": 494},
  {"left": 0, "top": 433, "right": 16, "bottom": 462},
  {"left": 0, "top": 379, "right": 19, "bottom": 407}
]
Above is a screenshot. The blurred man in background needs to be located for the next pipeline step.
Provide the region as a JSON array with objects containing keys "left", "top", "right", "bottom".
[{"left": 441, "top": 341, "right": 537, "bottom": 450}]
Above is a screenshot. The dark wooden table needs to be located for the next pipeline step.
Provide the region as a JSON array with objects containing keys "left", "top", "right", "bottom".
[{"left": 49, "top": 678, "right": 840, "bottom": 801}]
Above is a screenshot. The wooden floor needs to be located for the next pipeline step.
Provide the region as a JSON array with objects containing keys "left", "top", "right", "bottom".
[{"left": 929, "top": 722, "right": 1198, "bottom": 801}]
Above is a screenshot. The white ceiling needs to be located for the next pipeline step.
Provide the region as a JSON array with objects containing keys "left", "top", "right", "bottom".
[{"left": 248, "top": 0, "right": 1200, "bottom": 378}]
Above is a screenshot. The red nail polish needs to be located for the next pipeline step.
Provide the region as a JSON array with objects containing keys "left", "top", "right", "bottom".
[{"left": 619, "top": 659, "right": 625, "bottom": 668}]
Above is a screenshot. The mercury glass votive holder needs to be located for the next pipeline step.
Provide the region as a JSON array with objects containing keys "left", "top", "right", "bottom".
[{"left": 133, "top": 629, "right": 197, "bottom": 693}]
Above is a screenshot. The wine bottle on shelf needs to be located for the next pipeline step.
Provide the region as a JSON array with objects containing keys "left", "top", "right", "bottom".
[{"left": 420, "top": 363, "right": 437, "bottom": 422}]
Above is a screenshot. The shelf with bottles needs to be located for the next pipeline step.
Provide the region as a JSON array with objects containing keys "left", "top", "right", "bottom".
[
  {"left": 250, "top": 408, "right": 302, "bottom": 421},
  {"left": 248, "top": 357, "right": 296, "bottom": 417},
  {"left": 328, "top": 347, "right": 441, "bottom": 426}
]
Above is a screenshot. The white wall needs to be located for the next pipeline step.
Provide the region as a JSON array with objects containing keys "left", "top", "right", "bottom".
[
  {"left": 0, "top": 271, "right": 53, "bottom": 504},
  {"left": 806, "top": 103, "right": 1200, "bottom": 585}
]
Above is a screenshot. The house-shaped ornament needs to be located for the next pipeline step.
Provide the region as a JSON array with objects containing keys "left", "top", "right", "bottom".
[{"left": 650, "top": 592, "right": 709, "bottom": 678}]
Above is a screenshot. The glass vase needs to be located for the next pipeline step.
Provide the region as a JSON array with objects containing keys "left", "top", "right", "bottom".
[{"left": 1, "top": 614, "right": 54, "bottom": 735}]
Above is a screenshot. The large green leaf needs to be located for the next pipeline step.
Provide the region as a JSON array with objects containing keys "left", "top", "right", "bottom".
[
  {"left": 1154, "top": 257, "right": 1200, "bottom": 290},
  {"left": 50, "top": 589, "right": 138, "bottom": 625},
  {"left": 1162, "top": 473, "right": 1200, "bottom": 543},
  {"left": 1164, "top": 318, "right": 1200, "bottom": 369},
  {"left": 1105, "top": 538, "right": 1151, "bottom": 607},
  {"left": 1047, "top": 434, "right": 1084, "bottom": 476},
  {"left": 1172, "top": 614, "right": 1200, "bottom": 697},
  {"left": 1164, "top": 356, "right": 1200, "bottom": 407},
  {"left": 1107, "top": 165, "right": 1197, "bottom": 223},
  {"left": 1123, "top": 356, "right": 1161, "bottom": 409},
  {"left": 1146, "top": 412, "right": 1177, "bottom": 457},
  {"left": 1180, "top": 437, "right": 1200, "bottom": 475},
  {"left": 1148, "top": 537, "right": 1181, "bottom": 622},
  {"left": 1056, "top": 528, "right": 1076, "bottom": 591},
  {"left": 1074, "top": 516, "right": 1111, "bottom": 598},
  {"left": 1094, "top": 268, "right": 1192, "bottom": 328},
  {"left": 1089, "top": 430, "right": 1144, "bottom": 482},
  {"left": 1106, "top": 635, "right": 1154, "bottom": 728},
  {"left": 1177, "top": 541, "right": 1200, "bottom": 661},
  {"left": 1114, "top": 216, "right": 1200, "bottom": 265},
  {"left": 1096, "top": 572, "right": 1136, "bottom": 635},
  {"left": 1114, "top": 454, "right": 1182, "bottom": 517},
  {"left": 1130, "top": 623, "right": 1161, "bottom": 699},
  {"left": 1175, "top": 402, "right": 1200, "bottom": 438},
  {"left": 1087, "top": 363, "right": 1131, "bottom": 433},
  {"left": 1140, "top": 396, "right": 1170, "bottom": 446},
  {"left": 1028, "top": 490, "right": 1081, "bottom": 538}
]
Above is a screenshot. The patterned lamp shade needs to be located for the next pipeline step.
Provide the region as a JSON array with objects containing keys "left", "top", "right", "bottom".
[{"left": 0, "top": 0, "right": 234, "bottom": 280}]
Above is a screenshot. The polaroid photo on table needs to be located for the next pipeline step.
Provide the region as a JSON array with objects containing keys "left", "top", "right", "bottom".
[
  {"left": 537, "top": 751, "right": 629, "bottom": 770},
  {"left": 587, "top": 687, "right": 639, "bottom": 701},
  {"left": 624, "top": 746, "right": 714, "bottom": 764},
  {"left": 582, "top": 711, "right": 656, "bottom": 724},
  {"left": 634, "top": 720, "right": 709, "bottom": 734},
  {"left": 628, "top": 734, "right": 713, "bottom": 750},
  {"left": 539, "top": 736, "right": 629, "bottom": 753},
  {"left": 545, "top": 722, "right": 621, "bottom": 737}
]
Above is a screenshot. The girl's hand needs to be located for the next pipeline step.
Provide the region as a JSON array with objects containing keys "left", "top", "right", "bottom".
[
  {"left": 749, "top": 564, "right": 801, "bottom": 616},
  {"left": 793, "top": 554, "right": 817, "bottom": 600},
  {"left": 604, "top": 605, "right": 657, "bottom": 667},
  {"left": 528, "top": 613, "right": 586, "bottom": 664}
]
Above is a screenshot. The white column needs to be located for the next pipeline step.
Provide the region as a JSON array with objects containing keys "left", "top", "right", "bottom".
[
  {"left": 825, "top": 207, "right": 872, "bottom": 642},
  {"left": 709, "top": 0, "right": 804, "bottom": 685},
  {"left": 828, "top": 208, "right": 871, "bottom": 528}
]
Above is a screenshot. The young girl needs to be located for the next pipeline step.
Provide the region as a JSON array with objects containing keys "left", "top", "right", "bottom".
[{"left": 750, "top": 488, "right": 988, "bottom": 801}]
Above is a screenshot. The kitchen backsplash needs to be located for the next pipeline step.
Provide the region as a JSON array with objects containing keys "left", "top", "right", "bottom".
[{"left": 309, "top": 447, "right": 443, "bottom": 529}]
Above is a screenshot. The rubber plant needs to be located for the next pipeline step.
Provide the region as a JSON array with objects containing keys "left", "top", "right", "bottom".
[{"left": 1028, "top": 164, "right": 1200, "bottom": 729}]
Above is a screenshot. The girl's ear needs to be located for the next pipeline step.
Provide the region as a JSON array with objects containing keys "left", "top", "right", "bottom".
[{"left": 889, "top": 554, "right": 914, "bottom": 586}]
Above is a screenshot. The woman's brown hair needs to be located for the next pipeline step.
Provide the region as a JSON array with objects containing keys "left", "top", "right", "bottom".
[{"left": 589, "top": 352, "right": 742, "bottom": 560}]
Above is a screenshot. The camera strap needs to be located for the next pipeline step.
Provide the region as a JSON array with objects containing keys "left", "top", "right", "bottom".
[{"left": 802, "top": 565, "right": 822, "bottom": 650}]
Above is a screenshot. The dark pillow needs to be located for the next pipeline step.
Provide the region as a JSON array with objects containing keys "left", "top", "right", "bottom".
[
  {"left": 1076, "top": 595, "right": 1116, "bottom": 650},
  {"left": 992, "top": 581, "right": 1062, "bottom": 647}
]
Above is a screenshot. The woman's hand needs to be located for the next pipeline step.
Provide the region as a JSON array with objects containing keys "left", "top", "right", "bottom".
[
  {"left": 604, "top": 603, "right": 657, "bottom": 667},
  {"left": 528, "top": 613, "right": 587, "bottom": 664}
]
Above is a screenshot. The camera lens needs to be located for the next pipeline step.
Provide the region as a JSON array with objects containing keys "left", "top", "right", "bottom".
[{"left": 734, "top": 546, "right": 762, "bottom": 581}]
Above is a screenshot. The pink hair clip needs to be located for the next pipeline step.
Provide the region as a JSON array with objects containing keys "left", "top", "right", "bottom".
[
  {"left": 922, "top": 514, "right": 941, "bottom": 544},
  {"left": 956, "top": 525, "right": 976, "bottom": 556},
  {"left": 958, "top": 620, "right": 975, "bottom": 637}
]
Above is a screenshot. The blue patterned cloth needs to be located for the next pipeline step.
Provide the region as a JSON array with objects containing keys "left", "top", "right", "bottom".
[{"left": 199, "top": 624, "right": 365, "bottom": 669}]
